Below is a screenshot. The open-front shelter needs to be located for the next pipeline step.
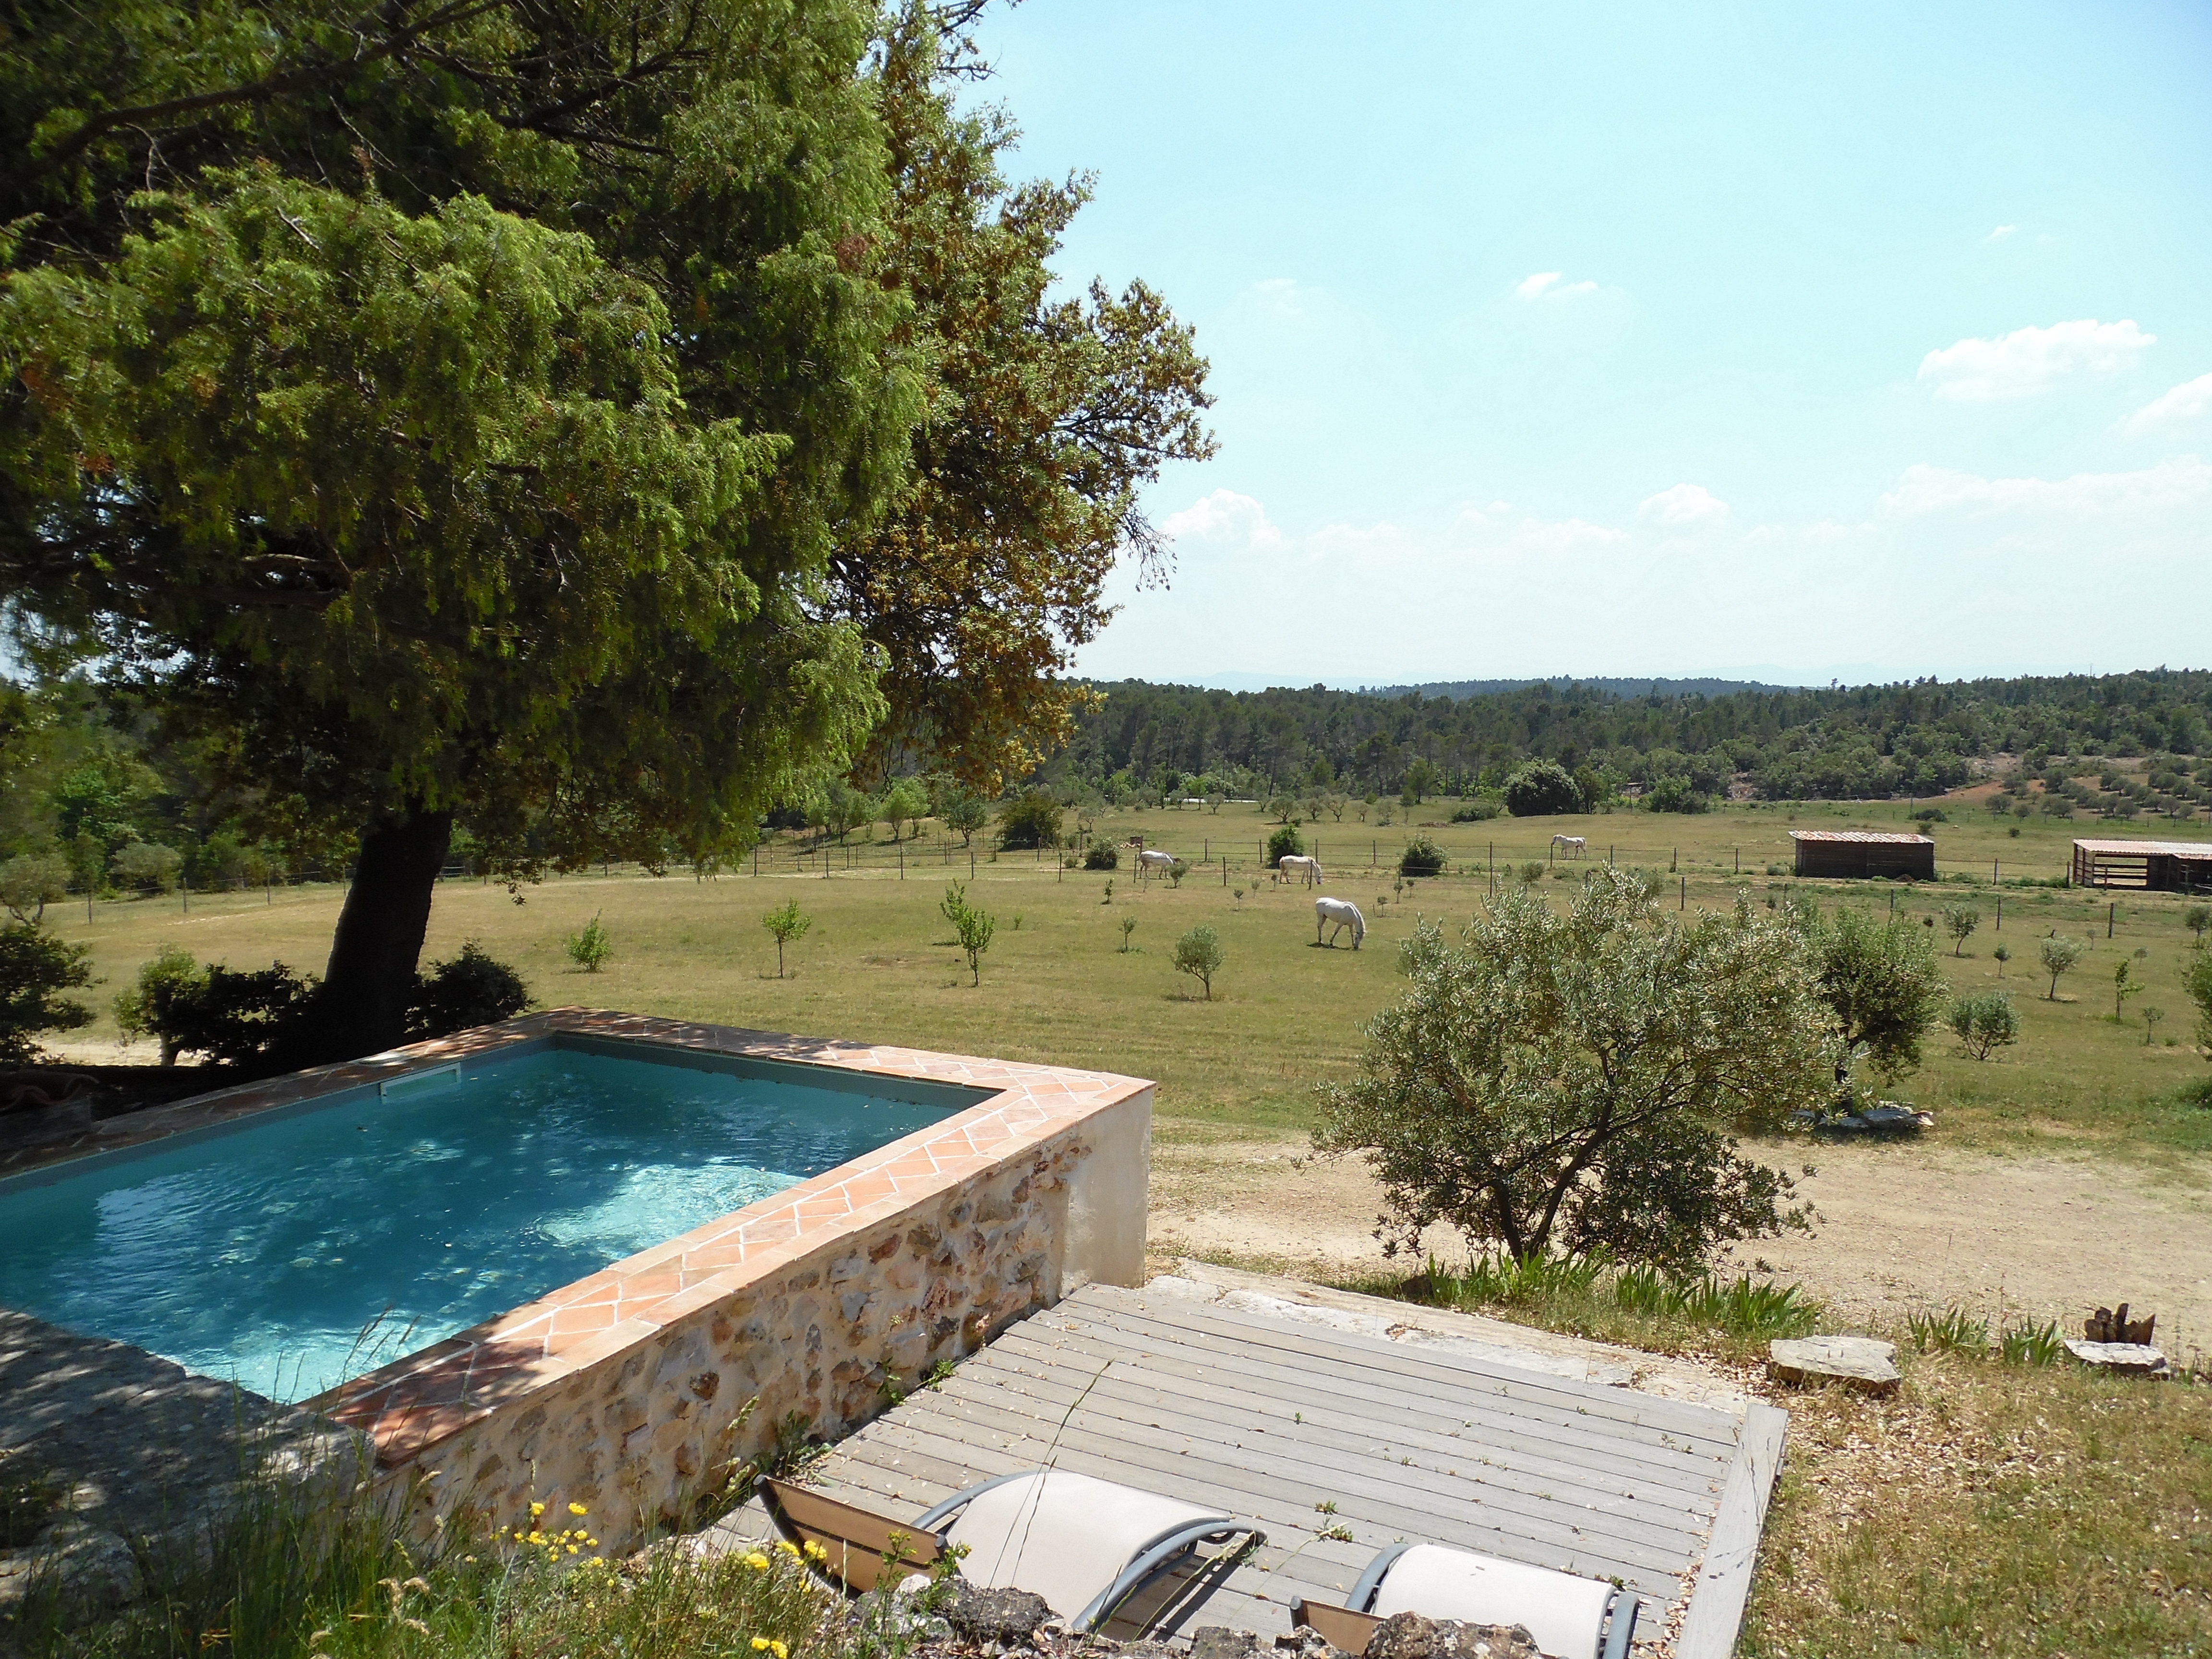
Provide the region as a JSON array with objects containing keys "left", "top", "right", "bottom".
[
  {"left": 1789, "top": 830, "right": 1936, "bottom": 880},
  {"left": 2071, "top": 838, "right": 2212, "bottom": 893}
]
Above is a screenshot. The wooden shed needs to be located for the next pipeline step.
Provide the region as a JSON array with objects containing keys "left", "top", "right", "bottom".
[
  {"left": 1790, "top": 829, "right": 1936, "bottom": 880},
  {"left": 2071, "top": 838, "right": 2212, "bottom": 893}
]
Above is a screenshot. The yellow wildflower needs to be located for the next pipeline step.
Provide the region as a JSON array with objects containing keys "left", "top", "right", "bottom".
[
  {"left": 752, "top": 1640, "right": 771, "bottom": 1652},
  {"left": 802, "top": 1540, "right": 827, "bottom": 1562},
  {"left": 529, "top": 1502, "right": 546, "bottom": 1517},
  {"left": 569, "top": 1502, "right": 589, "bottom": 1516},
  {"left": 775, "top": 1540, "right": 800, "bottom": 1558},
  {"left": 745, "top": 1552, "right": 770, "bottom": 1572}
]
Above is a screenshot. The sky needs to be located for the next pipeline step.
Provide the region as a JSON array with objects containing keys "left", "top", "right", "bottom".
[{"left": 963, "top": 1, "right": 2212, "bottom": 690}]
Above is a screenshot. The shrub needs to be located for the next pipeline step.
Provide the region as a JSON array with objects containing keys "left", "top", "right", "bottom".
[
  {"left": 113, "top": 944, "right": 206, "bottom": 1064},
  {"left": 2185, "top": 905, "right": 2211, "bottom": 948},
  {"left": 940, "top": 882, "right": 995, "bottom": 985},
  {"left": 1909, "top": 806, "right": 1948, "bottom": 823},
  {"left": 1165, "top": 858, "right": 1190, "bottom": 888},
  {"left": 1504, "top": 760, "right": 1581, "bottom": 817},
  {"left": 109, "top": 838, "right": 183, "bottom": 893},
  {"left": 2186, "top": 950, "right": 2212, "bottom": 1051},
  {"left": 566, "top": 913, "right": 613, "bottom": 972},
  {"left": 1398, "top": 836, "right": 1444, "bottom": 877},
  {"left": 938, "top": 790, "right": 989, "bottom": 846},
  {"left": 408, "top": 942, "right": 531, "bottom": 1038},
  {"left": 997, "top": 789, "right": 1064, "bottom": 850},
  {"left": 1083, "top": 842, "right": 1118, "bottom": 870},
  {"left": 1449, "top": 799, "right": 1500, "bottom": 822},
  {"left": 0, "top": 926, "right": 95, "bottom": 1064},
  {"left": 159, "top": 962, "right": 319, "bottom": 1067},
  {"left": 1317, "top": 870, "right": 1829, "bottom": 1271},
  {"left": 1171, "top": 925, "right": 1223, "bottom": 999},
  {"left": 1803, "top": 907, "right": 1948, "bottom": 1108},
  {"left": 0, "top": 853, "right": 71, "bottom": 925},
  {"left": 1265, "top": 823, "right": 1305, "bottom": 865},
  {"left": 1948, "top": 990, "right": 2020, "bottom": 1060},
  {"left": 1643, "top": 775, "right": 1710, "bottom": 814}
]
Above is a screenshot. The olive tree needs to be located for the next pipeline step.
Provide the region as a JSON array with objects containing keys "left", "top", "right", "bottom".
[
  {"left": 1948, "top": 991, "right": 2020, "bottom": 1060},
  {"left": 1942, "top": 903, "right": 1980, "bottom": 956},
  {"left": 1171, "top": 925, "right": 1223, "bottom": 999},
  {"left": 1802, "top": 907, "right": 1949, "bottom": 1108},
  {"left": 1315, "top": 869, "right": 1828, "bottom": 1272},
  {"left": 2039, "top": 934, "right": 2087, "bottom": 1001}
]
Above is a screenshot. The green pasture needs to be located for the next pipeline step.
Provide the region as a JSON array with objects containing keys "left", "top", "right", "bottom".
[{"left": 52, "top": 796, "right": 2212, "bottom": 1160}]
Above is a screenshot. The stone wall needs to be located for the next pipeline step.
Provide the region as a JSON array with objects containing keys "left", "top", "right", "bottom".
[{"left": 392, "top": 1101, "right": 1139, "bottom": 1552}]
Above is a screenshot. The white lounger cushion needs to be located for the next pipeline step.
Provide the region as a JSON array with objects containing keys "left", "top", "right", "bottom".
[
  {"left": 945, "top": 1470, "right": 1229, "bottom": 1623},
  {"left": 1369, "top": 1543, "right": 1617, "bottom": 1659}
]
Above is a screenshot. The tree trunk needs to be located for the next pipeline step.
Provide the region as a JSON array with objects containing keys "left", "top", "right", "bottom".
[{"left": 313, "top": 805, "right": 453, "bottom": 1063}]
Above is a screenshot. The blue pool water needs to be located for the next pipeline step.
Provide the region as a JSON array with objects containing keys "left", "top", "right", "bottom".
[{"left": 0, "top": 1044, "right": 967, "bottom": 1402}]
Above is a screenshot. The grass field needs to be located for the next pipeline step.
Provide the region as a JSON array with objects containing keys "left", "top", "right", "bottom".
[{"left": 54, "top": 790, "right": 2212, "bottom": 1159}]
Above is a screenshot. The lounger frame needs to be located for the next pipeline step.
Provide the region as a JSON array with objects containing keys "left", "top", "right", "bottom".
[{"left": 1295, "top": 1540, "right": 1637, "bottom": 1659}]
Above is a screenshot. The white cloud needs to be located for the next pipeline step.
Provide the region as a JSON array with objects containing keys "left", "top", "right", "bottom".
[
  {"left": 1879, "top": 456, "right": 2212, "bottom": 517},
  {"left": 1916, "top": 318, "right": 2154, "bottom": 402},
  {"left": 1246, "top": 277, "right": 1305, "bottom": 318},
  {"left": 1637, "top": 483, "right": 1730, "bottom": 528},
  {"left": 1984, "top": 225, "right": 2018, "bottom": 242},
  {"left": 2124, "top": 372, "right": 2212, "bottom": 433},
  {"left": 1514, "top": 271, "right": 1599, "bottom": 301},
  {"left": 1163, "top": 489, "right": 1284, "bottom": 550}
]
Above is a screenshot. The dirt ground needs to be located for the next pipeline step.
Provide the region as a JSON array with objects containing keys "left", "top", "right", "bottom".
[{"left": 1148, "top": 1131, "right": 2212, "bottom": 1360}]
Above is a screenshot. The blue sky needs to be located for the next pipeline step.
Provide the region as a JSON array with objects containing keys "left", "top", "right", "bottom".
[{"left": 966, "top": 1, "right": 2212, "bottom": 689}]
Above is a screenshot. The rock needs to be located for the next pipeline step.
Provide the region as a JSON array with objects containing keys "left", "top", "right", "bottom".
[
  {"left": 0, "top": 1522, "right": 143, "bottom": 1620},
  {"left": 1361, "top": 1612, "right": 1542, "bottom": 1659},
  {"left": 1769, "top": 1334, "right": 1900, "bottom": 1396},
  {"left": 2063, "top": 1339, "right": 2170, "bottom": 1378},
  {"left": 943, "top": 1582, "right": 1056, "bottom": 1646},
  {"left": 1274, "top": 1631, "right": 1352, "bottom": 1659},
  {"left": 1192, "top": 1632, "right": 1269, "bottom": 1659}
]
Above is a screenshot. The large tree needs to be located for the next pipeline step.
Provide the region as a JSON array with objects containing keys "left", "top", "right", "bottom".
[
  {"left": 841, "top": 5, "right": 1215, "bottom": 788},
  {"left": 2, "top": 0, "right": 1164, "bottom": 1062}
]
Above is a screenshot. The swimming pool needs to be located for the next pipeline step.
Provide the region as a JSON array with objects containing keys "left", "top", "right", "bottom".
[{"left": 0, "top": 1039, "right": 977, "bottom": 1401}]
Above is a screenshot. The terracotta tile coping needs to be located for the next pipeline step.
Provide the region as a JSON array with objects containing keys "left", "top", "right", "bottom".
[{"left": 6, "top": 1010, "right": 1152, "bottom": 1466}]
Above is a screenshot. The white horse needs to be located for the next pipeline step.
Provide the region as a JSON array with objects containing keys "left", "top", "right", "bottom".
[
  {"left": 1551, "top": 834, "right": 1587, "bottom": 859},
  {"left": 1278, "top": 854, "right": 1323, "bottom": 887},
  {"left": 1137, "top": 848, "right": 1179, "bottom": 880},
  {"left": 1315, "top": 896, "right": 1365, "bottom": 949}
]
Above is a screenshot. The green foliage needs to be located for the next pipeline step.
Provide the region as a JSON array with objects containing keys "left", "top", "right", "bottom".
[
  {"left": 1804, "top": 907, "right": 1948, "bottom": 1104},
  {"left": 1171, "top": 925, "right": 1223, "bottom": 999},
  {"left": 1397, "top": 836, "right": 1444, "bottom": 877},
  {"left": 1642, "top": 775, "right": 1711, "bottom": 814},
  {"left": 407, "top": 943, "right": 530, "bottom": 1040},
  {"left": 761, "top": 900, "right": 814, "bottom": 979},
  {"left": 996, "top": 790, "right": 1065, "bottom": 850},
  {"left": 2039, "top": 934, "right": 2087, "bottom": 1000},
  {"left": 1265, "top": 822, "right": 1306, "bottom": 865},
  {"left": 874, "top": 779, "right": 929, "bottom": 841},
  {"left": 1118, "top": 916, "right": 1137, "bottom": 952},
  {"left": 2112, "top": 958, "right": 2144, "bottom": 1021},
  {"left": 1941, "top": 903, "right": 1981, "bottom": 954},
  {"left": 113, "top": 944, "right": 205, "bottom": 1065},
  {"left": 566, "top": 914, "right": 613, "bottom": 974},
  {"left": 1164, "top": 858, "right": 1190, "bottom": 888},
  {"left": 1082, "top": 841, "right": 1118, "bottom": 870},
  {"left": 110, "top": 840, "right": 183, "bottom": 894},
  {"left": 1612, "top": 1265, "right": 1824, "bottom": 1338},
  {"left": 2185, "top": 950, "right": 2212, "bottom": 1051},
  {"left": 0, "top": 853, "right": 69, "bottom": 925},
  {"left": 939, "top": 882, "right": 995, "bottom": 985},
  {"left": 1948, "top": 990, "right": 2021, "bottom": 1061},
  {"left": 1999, "top": 1319, "right": 2067, "bottom": 1367},
  {"left": 1417, "top": 1251, "right": 1821, "bottom": 1340},
  {"left": 2183, "top": 904, "right": 2211, "bottom": 947},
  {"left": 1316, "top": 869, "right": 1830, "bottom": 1271},
  {"left": 1908, "top": 1305, "right": 1991, "bottom": 1355},
  {"left": 0, "top": 925, "right": 94, "bottom": 1063},
  {"left": 156, "top": 962, "right": 319, "bottom": 1068},
  {"left": 937, "top": 789, "right": 990, "bottom": 847},
  {"left": 1504, "top": 759, "right": 1582, "bottom": 817}
]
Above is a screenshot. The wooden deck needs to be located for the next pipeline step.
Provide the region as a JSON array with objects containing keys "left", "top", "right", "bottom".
[{"left": 787, "top": 1277, "right": 1785, "bottom": 1658}]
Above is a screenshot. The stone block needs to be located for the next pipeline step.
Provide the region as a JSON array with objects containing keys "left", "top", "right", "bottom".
[
  {"left": 2063, "top": 1339, "right": 2170, "bottom": 1377},
  {"left": 1769, "top": 1334, "right": 1900, "bottom": 1395}
]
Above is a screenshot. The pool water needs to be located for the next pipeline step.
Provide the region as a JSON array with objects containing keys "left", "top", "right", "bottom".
[{"left": 0, "top": 1046, "right": 958, "bottom": 1401}]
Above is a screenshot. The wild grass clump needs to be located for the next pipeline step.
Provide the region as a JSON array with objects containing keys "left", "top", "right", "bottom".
[{"left": 1390, "top": 1251, "right": 1823, "bottom": 1354}]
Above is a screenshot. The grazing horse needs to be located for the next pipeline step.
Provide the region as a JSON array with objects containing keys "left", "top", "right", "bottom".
[
  {"left": 1315, "top": 896, "right": 1365, "bottom": 949},
  {"left": 1278, "top": 854, "right": 1323, "bottom": 887},
  {"left": 1551, "top": 834, "right": 1587, "bottom": 859},
  {"left": 1137, "top": 848, "right": 1179, "bottom": 880}
]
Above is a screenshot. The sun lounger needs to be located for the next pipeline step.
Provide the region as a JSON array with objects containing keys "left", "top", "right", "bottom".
[
  {"left": 1292, "top": 1541, "right": 1636, "bottom": 1659},
  {"left": 765, "top": 1470, "right": 1263, "bottom": 1633}
]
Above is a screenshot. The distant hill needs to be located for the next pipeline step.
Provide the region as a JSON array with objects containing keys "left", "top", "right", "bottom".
[{"left": 1366, "top": 675, "right": 1798, "bottom": 701}]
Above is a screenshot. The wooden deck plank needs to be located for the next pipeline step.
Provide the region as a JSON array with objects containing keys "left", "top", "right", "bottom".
[
  {"left": 951, "top": 1334, "right": 1728, "bottom": 1511},
  {"left": 824, "top": 1400, "right": 1687, "bottom": 1589},
  {"left": 912, "top": 1367, "right": 1716, "bottom": 1556},
  {"left": 1065, "top": 1288, "right": 1743, "bottom": 1449},
  {"left": 988, "top": 1315, "right": 1731, "bottom": 1486}
]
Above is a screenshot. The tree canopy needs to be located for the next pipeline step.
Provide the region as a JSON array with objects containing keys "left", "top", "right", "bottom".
[{"left": 1316, "top": 870, "right": 1828, "bottom": 1271}]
